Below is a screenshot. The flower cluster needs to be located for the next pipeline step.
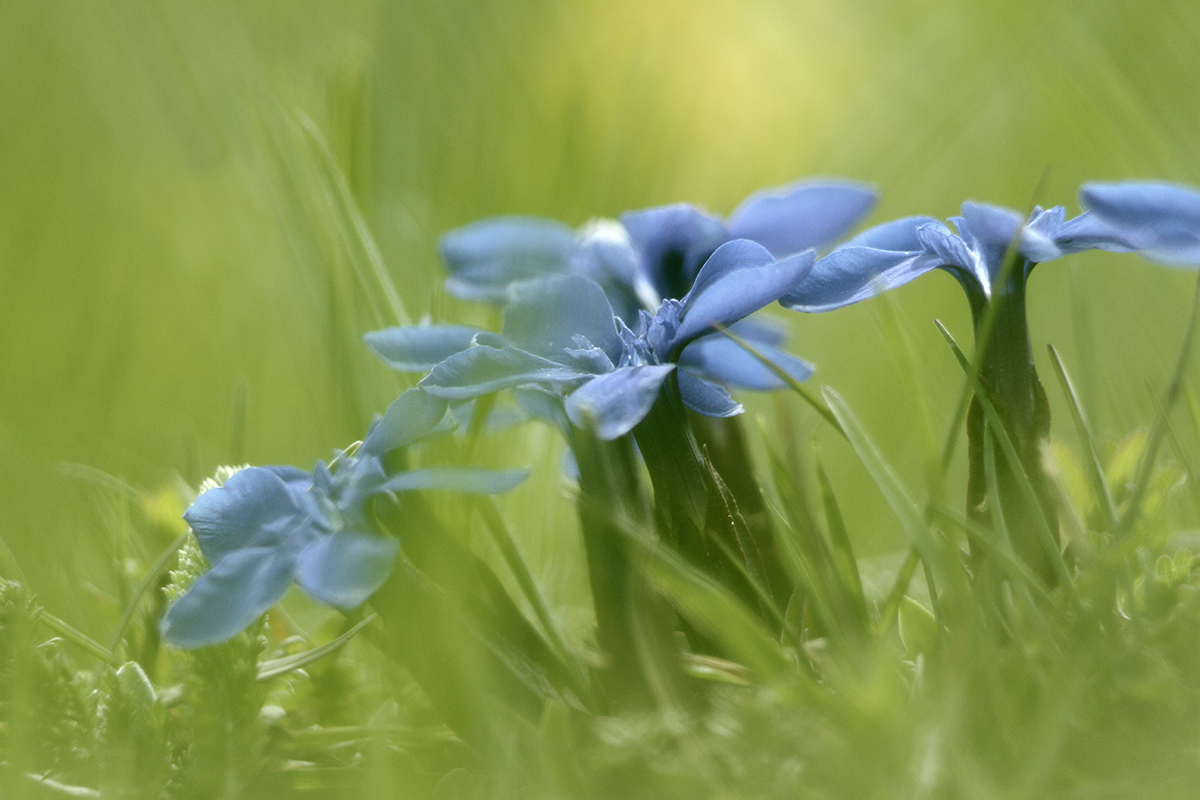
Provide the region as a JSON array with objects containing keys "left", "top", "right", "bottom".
[
  {"left": 162, "top": 176, "right": 1200, "bottom": 654},
  {"left": 370, "top": 180, "right": 877, "bottom": 439}
]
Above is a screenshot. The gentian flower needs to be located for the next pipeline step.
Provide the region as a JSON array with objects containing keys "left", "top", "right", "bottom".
[
  {"left": 782, "top": 200, "right": 1144, "bottom": 585},
  {"left": 436, "top": 180, "right": 876, "bottom": 391},
  {"left": 781, "top": 202, "right": 1136, "bottom": 314},
  {"left": 407, "top": 240, "right": 814, "bottom": 441},
  {"left": 160, "top": 389, "right": 528, "bottom": 648},
  {"left": 1079, "top": 181, "right": 1200, "bottom": 266}
]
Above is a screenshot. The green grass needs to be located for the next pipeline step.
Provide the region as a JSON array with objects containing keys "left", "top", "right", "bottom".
[{"left": 3, "top": 0, "right": 1200, "bottom": 796}]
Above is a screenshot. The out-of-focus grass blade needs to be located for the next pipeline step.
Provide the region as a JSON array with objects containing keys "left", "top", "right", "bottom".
[
  {"left": 934, "top": 320, "right": 1075, "bottom": 594},
  {"left": 756, "top": 425, "right": 839, "bottom": 642},
  {"left": 257, "top": 614, "right": 377, "bottom": 681},
  {"left": 300, "top": 116, "right": 409, "bottom": 328},
  {"left": 874, "top": 284, "right": 945, "bottom": 504},
  {"left": 813, "top": 454, "right": 870, "bottom": 640},
  {"left": 474, "top": 495, "right": 597, "bottom": 705},
  {"left": 0, "top": 529, "right": 27, "bottom": 583},
  {"left": 108, "top": 531, "right": 188, "bottom": 654},
  {"left": 1116, "top": 273, "right": 1200, "bottom": 536},
  {"left": 875, "top": 547, "right": 920, "bottom": 637},
  {"left": 928, "top": 505, "right": 1051, "bottom": 603},
  {"left": 38, "top": 610, "right": 122, "bottom": 669},
  {"left": 823, "top": 386, "right": 949, "bottom": 589},
  {"left": 1047, "top": 344, "right": 1118, "bottom": 531},
  {"left": 636, "top": 541, "right": 793, "bottom": 683}
]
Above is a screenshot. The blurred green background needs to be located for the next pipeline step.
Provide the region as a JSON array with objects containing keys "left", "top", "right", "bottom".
[{"left": 2, "top": 0, "right": 1198, "bottom": 634}]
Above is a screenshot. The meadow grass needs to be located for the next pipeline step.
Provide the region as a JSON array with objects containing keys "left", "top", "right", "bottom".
[{"left": 3, "top": 0, "right": 1200, "bottom": 796}]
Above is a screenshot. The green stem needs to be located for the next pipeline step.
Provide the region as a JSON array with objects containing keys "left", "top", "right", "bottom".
[
  {"left": 569, "top": 430, "right": 680, "bottom": 710},
  {"left": 632, "top": 374, "right": 774, "bottom": 622},
  {"left": 963, "top": 265, "right": 1059, "bottom": 587}
]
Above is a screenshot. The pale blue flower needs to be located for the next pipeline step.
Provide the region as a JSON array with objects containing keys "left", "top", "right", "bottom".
[
  {"left": 781, "top": 202, "right": 1136, "bottom": 313},
  {"left": 416, "top": 240, "right": 815, "bottom": 440},
  {"left": 436, "top": 180, "right": 874, "bottom": 390},
  {"left": 160, "top": 389, "right": 528, "bottom": 648},
  {"left": 1080, "top": 181, "right": 1200, "bottom": 266}
]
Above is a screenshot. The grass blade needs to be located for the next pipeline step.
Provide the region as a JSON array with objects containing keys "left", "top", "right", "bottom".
[
  {"left": 822, "top": 386, "right": 949, "bottom": 589},
  {"left": 257, "top": 614, "right": 377, "bottom": 681},
  {"left": 813, "top": 453, "right": 870, "bottom": 640},
  {"left": 1046, "top": 344, "right": 1118, "bottom": 531},
  {"left": 1116, "top": 272, "right": 1200, "bottom": 536}
]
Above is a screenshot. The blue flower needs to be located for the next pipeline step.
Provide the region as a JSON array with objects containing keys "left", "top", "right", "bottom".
[
  {"left": 413, "top": 240, "right": 814, "bottom": 440},
  {"left": 160, "top": 389, "right": 528, "bottom": 648},
  {"left": 436, "top": 180, "right": 875, "bottom": 390},
  {"left": 781, "top": 202, "right": 1136, "bottom": 313},
  {"left": 1079, "top": 181, "right": 1200, "bottom": 266}
]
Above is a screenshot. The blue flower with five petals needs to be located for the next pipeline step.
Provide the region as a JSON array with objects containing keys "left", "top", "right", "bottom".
[
  {"left": 781, "top": 201, "right": 1136, "bottom": 314},
  {"left": 405, "top": 240, "right": 814, "bottom": 441},
  {"left": 160, "top": 389, "right": 528, "bottom": 648}
]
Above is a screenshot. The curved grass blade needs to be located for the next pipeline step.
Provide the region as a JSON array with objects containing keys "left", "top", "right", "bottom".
[
  {"left": 634, "top": 538, "right": 794, "bottom": 683},
  {"left": 874, "top": 547, "right": 920, "bottom": 637},
  {"left": 813, "top": 453, "right": 869, "bottom": 640},
  {"left": 473, "top": 495, "right": 599, "bottom": 706},
  {"left": 107, "top": 531, "right": 189, "bottom": 654},
  {"left": 1046, "top": 344, "right": 1118, "bottom": 531},
  {"left": 822, "top": 386, "right": 950, "bottom": 590},
  {"left": 38, "top": 610, "right": 122, "bottom": 668},
  {"left": 927, "top": 505, "right": 1051, "bottom": 603},
  {"left": 257, "top": 613, "right": 377, "bottom": 681},
  {"left": 1116, "top": 271, "right": 1200, "bottom": 536},
  {"left": 300, "top": 115, "right": 408, "bottom": 328}
]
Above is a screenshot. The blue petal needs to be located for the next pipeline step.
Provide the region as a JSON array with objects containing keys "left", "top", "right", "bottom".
[
  {"left": 680, "top": 335, "right": 814, "bottom": 390},
  {"left": 295, "top": 531, "right": 400, "bottom": 609},
  {"left": 779, "top": 217, "right": 943, "bottom": 312},
  {"left": 377, "top": 467, "right": 530, "bottom": 494},
  {"left": 420, "top": 345, "right": 593, "bottom": 400},
  {"left": 364, "top": 325, "right": 486, "bottom": 373},
  {"left": 440, "top": 217, "right": 576, "bottom": 300},
  {"left": 159, "top": 546, "right": 297, "bottom": 648},
  {"left": 183, "top": 468, "right": 306, "bottom": 564},
  {"left": 674, "top": 241, "right": 814, "bottom": 351},
  {"left": 570, "top": 220, "right": 640, "bottom": 291},
  {"left": 263, "top": 466, "right": 313, "bottom": 493},
  {"left": 957, "top": 203, "right": 1023, "bottom": 253},
  {"left": 727, "top": 316, "right": 787, "bottom": 348},
  {"left": 1019, "top": 206, "right": 1069, "bottom": 262},
  {"left": 1080, "top": 182, "right": 1200, "bottom": 266},
  {"left": 564, "top": 364, "right": 676, "bottom": 440},
  {"left": 1054, "top": 210, "right": 1139, "bottom": 255},
  {"left": 621, "top": 204, "right": 729, "bottom": 295},
  {"left": 677, "top": 371, "right": 743, "bottom": 418},
  {"left": 514, "top": 387, "right": 571, "bottom": 434},
  {"left": 361, "top": 389, "right": 449, "bottom": 456},
  {"left": 726, "top": 180, "right": 877, "bottom": 257},
  {"left": 503, "top": 275, "right": 624, "bottom": 363}
]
